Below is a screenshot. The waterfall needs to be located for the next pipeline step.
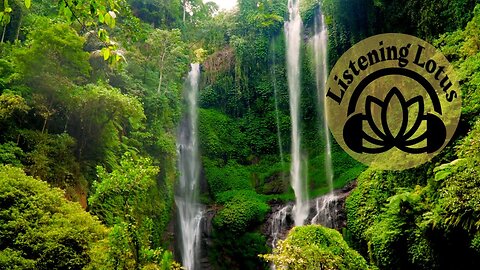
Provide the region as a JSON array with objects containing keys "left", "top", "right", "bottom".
[
  {"left": 270, "top": 205, "right": 292, "bottom": 248},
  {"left": 313, "top": 7, "right": 334, "bottom": 192},
  {"left": 271, "top": 40, "right": 285, "bottom": 165},
  {"left": 176, "top": 63, "right": 203, "bottom": 270},
  {"left": 265, "top": 190, "right": 352, "bottom": 250},
  {"left": 310, "top": 5, "right": 339, "bottom": 229},
  {"left": 311, "top": 193, "right": 338, "bottom": 228},
  {"left": 267, "top": 204, "right": 293, "bottom": 270},
  {"left": 285, "top": 0, "right": 308, "bottom": 227}
]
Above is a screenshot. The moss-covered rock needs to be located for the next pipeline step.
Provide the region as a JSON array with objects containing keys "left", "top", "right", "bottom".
[{"left": 261, "top": 225, "right": 371, "bottom": 270}]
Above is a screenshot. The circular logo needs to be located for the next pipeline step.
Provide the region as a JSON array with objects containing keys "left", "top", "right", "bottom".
[{"left": 326, "top": 33, "right": 461, "bottom": 170}]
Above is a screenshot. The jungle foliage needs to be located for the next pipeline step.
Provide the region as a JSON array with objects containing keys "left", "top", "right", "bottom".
[
  {"left": 1, "top": 0, "right": 480, "bottom": 269},
  {"left": 344, "top": 5, "right": 480, "bottom": 270}
]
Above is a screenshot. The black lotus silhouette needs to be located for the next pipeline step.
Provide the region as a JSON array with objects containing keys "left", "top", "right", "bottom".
[{"left": 343, "top": 87, "right": 446, "bottom": 154}]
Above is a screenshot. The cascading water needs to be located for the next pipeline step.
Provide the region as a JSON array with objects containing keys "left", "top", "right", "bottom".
[
  {"left": 271, "top": 41, "right": 285, "bottom": 165},
  {"left": 269, "top": 205, "right": 292, "bottom": 248},
  {"left": 266, "top": 7, "right": 346, "bottom": 256},
  {"left": 311, "top": 7, "right": 340, "bottom": 228},
  {"left": 313, "top": 7, "right": 334, "bottom": 192},
  {"left": 175, "top": 63, "right": 203, "bottom": 270},
  {"left": 285, "top": 0, "right": 309, "bottom": 227},
  {"left": 311, "top": 193, "right": 338, "bottom": 228}
]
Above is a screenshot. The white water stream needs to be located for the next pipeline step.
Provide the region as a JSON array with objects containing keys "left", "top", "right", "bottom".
[
  {"left": 313, "top": 8, "right": 334, "bottom": 192},
  {"left": 285, "top": 0, "right": 309, "bottom": 227},
  {"left": 176, "top": 63, "right": 203, "bottom": 270}
]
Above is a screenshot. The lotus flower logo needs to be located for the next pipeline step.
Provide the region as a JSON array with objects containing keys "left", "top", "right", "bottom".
[
  {"left": 343, "top": 87, "right": 446, "bottom": 154},
  {"left": 326, "top": 34, "right": 461, "bottom": 170}
]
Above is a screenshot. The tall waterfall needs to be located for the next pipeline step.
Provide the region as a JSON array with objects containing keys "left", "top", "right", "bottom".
[
  {"left": 311, "top": 6, "right": 339, "bottom": 228},
  {"left": 285, "top": 0, "right": 308, "bottom": 227},
  {"left": 267, "top": 6, "right": 343, "bottom": 263},
  {"left": 176, "top": 63, "right": 203, "bottom": 270},
  {"left": 313, "top": 7, "right": 334, "bottom": 192},
  {"left": 271, "top": 41, "right": 285, "bottom": 165}
]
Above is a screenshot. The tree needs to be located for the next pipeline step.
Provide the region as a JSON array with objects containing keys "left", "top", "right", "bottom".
[
  {"left": 89, "top": 152, "right": 178, "bottom": 269},
  {"left": 69, "top": 84, "right": 145, "bottom": 164},
  {"left": 129, "top": 0, "right": 183, "bottom": 28},
  {"left": 0, "top": 92, "right": 29, "bottom": 121},
  {"left": 143, "top": 28, "right": 189, "bottom": 94},
  {"left": 1, "top": 0, "right": 121, "bottom": 61},
  {"left": 89, "top": 151, "right": 159, "bottom": 223},
  {"left": 0, "top": 164, "right": 108, "bottom": 269}
]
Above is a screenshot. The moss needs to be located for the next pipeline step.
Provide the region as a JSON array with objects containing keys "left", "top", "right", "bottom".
[
  {"left": 213, "top": 192, "right": 269, "bottom": 235},
  {"left": 204, "top": 159, "right": 253, "bottom": 199},
  {"left": 262, "top": 225, "right": 371, "bottom": 270}
]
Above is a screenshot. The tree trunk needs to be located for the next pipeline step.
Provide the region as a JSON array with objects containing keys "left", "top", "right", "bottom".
[
  {"left": 64, "top": 114, "right": 69, "bottom": 133},
  {"left": 1, "top": 24, "right": 6, "bottom": 43},
  {"left": 157, "top": 48, "right": 167, "bottom": 93},
  {"left": 15, "top": 12, "right": 22, "bottom": 41},
  {"left": 41, "top": 116, "right": 49, "bottom": 134}
]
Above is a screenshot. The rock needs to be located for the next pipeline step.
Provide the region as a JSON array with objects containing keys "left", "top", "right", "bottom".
[
  {"left": 262, "top": 171, "right": 290, "bottom": 195},
  {"left": 198, "top": 207, "right": 217, "bottom": 270},
  {"left": 262, "top": 182, "right": 356, "bottom": 248},
  {"left": 196, "top": 182, "right": 358, "bottom": 268}
]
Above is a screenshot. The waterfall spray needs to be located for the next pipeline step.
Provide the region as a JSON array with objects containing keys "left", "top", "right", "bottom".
[
  {"left": 285, "top": 0, "right": 309, "bottom": 226},
  {"left": 176, "top": 63, "right": 203, "bottom": 270}
]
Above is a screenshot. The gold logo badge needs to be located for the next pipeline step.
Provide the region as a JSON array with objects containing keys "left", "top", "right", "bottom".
[{"left": 326, "top": 33, "right": 461, "bottom": 170}]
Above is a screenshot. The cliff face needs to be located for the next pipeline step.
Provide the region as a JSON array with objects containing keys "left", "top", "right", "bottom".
[
  {"left": 262, "top": 181, "right": 357, "bottom": 248},
  {"left": 193, "top": 181, "right": 357, "bottom": 269}
]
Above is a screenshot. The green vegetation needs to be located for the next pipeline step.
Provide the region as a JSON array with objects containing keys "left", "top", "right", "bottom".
[
  {"left": 213, "top": 191, "right": 269, "bottom": 235},
  {"left": 261, "top": 225, "right": 370, "bottom": 269},
  {"left": 1, "top": 0, "right": 480, "bottom": 269},
  {"left": 343, "top": 5, "right": 480, "bottom": 269},
  {"left": 0, "top": 0, "right": 204, "bottom": 268},
  {"left": 0, "top": 164, "right": 107, "bottom": 269}
]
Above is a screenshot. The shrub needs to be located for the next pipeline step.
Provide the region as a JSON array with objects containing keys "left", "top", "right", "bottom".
[
  {"left": 0, "top": 142, "right": 24, "bottom": 167},
  {"left": 261, "top": 225, "right": 370, "bottom": 270},
  {"left": 215, "top": 189, "right": 265, "bottom": 204},
  {"left": 213, "top": 192, "right": 269, "bottom": 235},
  {"left": 204, "top": 160, "right": 253, "bottom": 198},
  {"left": 345, "top": 169, "right": 391, "bottom": 252},
  {"left": 0, "top": 165, "right": 107, "bottom": 269},
  {"left": 211, "top": 232, "right": 269, "bottom": 270},
  {"left": 198, "top": 109, "right": 248, "bottom": 161}
]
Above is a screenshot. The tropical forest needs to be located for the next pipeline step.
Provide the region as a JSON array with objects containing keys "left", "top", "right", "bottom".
[{"left": 1, "top": 0, "right": 480, "bottom": 269}]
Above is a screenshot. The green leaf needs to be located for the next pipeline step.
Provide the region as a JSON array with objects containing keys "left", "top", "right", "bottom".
[
  {"left": 104, "top": 12, "right": 115, "bottom": 28},
  {"left": 98, "top": 29, "right": 107, "bottom": 40},
  {"left": 2, "top": 13, "right": 10, "bottom": 24},
  {"left": 102, "top": 47, "right": 110, "bottom": 60},
  {"left": 434, "top": 170, "right": 451, "bottom": 181},
  {"left": 64, "top": 7, "right": 73, "bottom": 21},
  {"left": 24, "top": 0, "right": 31, "bottom": 9}
]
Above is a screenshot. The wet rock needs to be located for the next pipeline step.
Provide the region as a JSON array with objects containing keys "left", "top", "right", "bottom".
[
  {"left": 198, "top": 208, "right": 217, "bottom": 270},
  {"left": 262, "top": 182, "right": 356, "bottom": 248},
  {"left": 197, "top": 182, "right": 357, "bottom": 268}
]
